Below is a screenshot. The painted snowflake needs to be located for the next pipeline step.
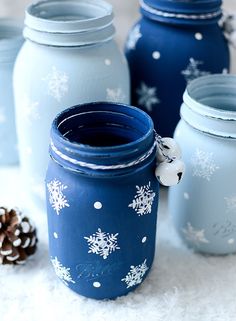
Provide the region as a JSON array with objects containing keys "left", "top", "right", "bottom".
[
  {"left": 43, "top": 66, "right": 69, "bottom": 102},
  {"left": 182, "top": 222, "right": 209, "bottom": 245},
  {"left": 181, "top": 58, "right": 210, "bottom": 84},
  {"left": 84, "top": 228, "right": 120, "bottom": 259},
  {"left": 136, "top": 82, "right": 160, "bottom": 112},
  {"left": 22, "top": 95, "right": 40, "bottom": 123},
  {"left": 121, "top": 259, "right": 148, "bottom": 288},
  {"left": 0, "top": 107, "right": 6, "bottom": 124},
  {"left": 225, "top": 196, "right": 236, "bottom": 213},
  {"left": 47, "top": 179, "right": 70, "bottom": 215},
  {"left": 51, "top": 256, "right": 75, "bottom": 286},
  {"left": 129, "top": 182, "right": 156, "bottom": 216},
  {"left": 126, "top": 25, "right": 142, "bottom": 50},
  {"left": 191, "top": 148, "right": 219, "bottom": 181},
  {"left": 106, "top": 88, "right": 126, "bottom": 103}
]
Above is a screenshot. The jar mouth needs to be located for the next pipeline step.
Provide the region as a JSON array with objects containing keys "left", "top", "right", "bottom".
[
  {"left": 50, "top": 102, "right": 156, "bottom": 175},
  {"left": 140, "top": 0, "right": 222, "bottom": 25},
  {"left": 24, "top": 0, "right": 115, "bottom": 47},
  {"left": 181, "top": 74, "right": 236, "bottom": 139},
  {"left": 0, "top": 19, "right": 23, "bottom": 63}
]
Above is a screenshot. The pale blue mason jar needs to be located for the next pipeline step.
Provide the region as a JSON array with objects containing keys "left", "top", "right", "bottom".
[
  {"left": 13, "top": 0, "right": 130, "bottom": 208},
  {"left": 0, "top": 19, "right": 23, "bottom": 165},
  {"left": 169, "top": 74, "right": 236, "bottom": 255}
]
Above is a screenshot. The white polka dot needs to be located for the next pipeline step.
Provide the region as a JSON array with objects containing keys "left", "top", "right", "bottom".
[
  {"left": 222, "top": 68, "right": 228, "bottom": 74},
  {"left": 228, "top": 238, "right": 235, "bottom": 244},
  {"left": 94, "top": 202, "right": 102, "bottom": 210},
  {"left": 152, "top": 51, "right": 161, "bottom": 60},
  {"left": 53, "top": 232, "right": 58, "bottom": 239},
  {"left": 105, "top": 59, "right": 111, "bottom": 66},
  {"left": 93, "top": 281, "right": 101, "bottom": 288},
  {"left": 184, "top": 193, "right": 189, "bottom": 200},
  {"left": 195, "top": 33, "right": 203, "bottom": 40},
  {"left": 142, "top": 236, "right": 147, "bottom": 243}
]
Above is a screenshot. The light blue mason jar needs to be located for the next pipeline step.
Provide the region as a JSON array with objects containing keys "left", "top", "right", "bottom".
[
  {"left": 0, "top": 19, "right": 23, "bottom": 165},
  {"left": 169, "top": 74, "right": 236, "bottom": 255},
  {"left": 13, "top": 0, "right": 130, "bottom": 208}
]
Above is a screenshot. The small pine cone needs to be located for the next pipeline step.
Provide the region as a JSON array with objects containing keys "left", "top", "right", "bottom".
[{"left": 0, "top": 207, "right": 37, "bottom": 265}]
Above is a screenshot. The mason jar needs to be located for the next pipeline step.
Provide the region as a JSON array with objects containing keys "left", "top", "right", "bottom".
[
  {"left": 13, "top": 0, "right": 130, "bottom": 208},
  {"left": 0, "top": 19, "right": 23, "bottom": 165},
  {"left": 46, "top": 102, "right": 159, "bottom": 299},
  {"left": 169, "top": 74, "right": 236, "bottom": 255},
  {"left": 125, "top": 0, "right": 230, "bottom": 137}
]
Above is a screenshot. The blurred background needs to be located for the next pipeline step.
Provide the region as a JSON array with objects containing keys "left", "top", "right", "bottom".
[{"left": 0, "top": 0, "right": 236, "bottom": 46}]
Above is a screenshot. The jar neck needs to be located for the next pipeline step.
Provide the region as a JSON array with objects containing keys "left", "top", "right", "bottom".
[
  {"left": 140, "top": 0, "right": 222, "bottom": 26},
  {"left": 181, "top": 75, "right": 236, "bottom": 139},
  {"left": 50, "top": 103, "right": 156, "bottom": 177},
  {"left": 24, "top": 0, "right": 115, "bottom": 47},
  {"left": 0, "top": 19, "right": 23, "bottom": 63}
]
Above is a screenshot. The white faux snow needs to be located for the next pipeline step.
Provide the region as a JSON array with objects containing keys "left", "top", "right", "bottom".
[
  {"left": 136, "top": 82, "right": 160, "bottom": 112},
  {"left": 181, "top": 58, "right": 210, "bottom": 84},
  {"left": 126, "top": 25, "right": 141, "bottom": 50},
  {"left": 47, "top": 179, "right": 70, "bottom": 215},
  {"left": 129, "top": 182, "right": 156, "bottom": 216},
  {"left": 121, "top": 259, "right": 149, "bottom": 288},
  {"left": 42, "top": 66, "right": 69, "bottom": 102},
  {"left": 84, "top": 228, "right": 120, "bottom": 259},
  {"left": 182, "top": 222, "right": 209, "bottom": 246},
  {"left": 191, "top": 148, "right": 220, "bottom": 181},
  {"left": 1, "top": 167, "right": 236, "bottom": 321}
]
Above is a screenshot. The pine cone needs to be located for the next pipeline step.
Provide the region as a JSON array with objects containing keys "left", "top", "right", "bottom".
[{"left": 0, "top": 207, "right": 37, "bottom": 265}]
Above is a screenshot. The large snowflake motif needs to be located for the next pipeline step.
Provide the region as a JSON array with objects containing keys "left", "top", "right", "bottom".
[
  {"left": 126, "top": 25, "right": 142, "bottom": 50},
  {"left": 136, "top": 82, "right": 160, "bottom": 112},
  {"left": 129, "top": 182, "right": 156, "bottom": 216},
  {"left": 22, "top": 95, "right": 40, "bottom": 124},
  {"left": 121, "top": 259, "right": 148, "bottom": 288},
  {"left": 182, "top": 222, "right": 209, "bottom": 245},
  {"left": 0, "top": 107, "right": 6, "bottom": 124},
  {"left": 43, "top": 66, "right": 69, "bottom": 102},
  {"left": 191, "top": 148, "right": 219, "bottom": 181},
  {"left": 224, "top": 196, "right": 236, "bottom": 213},
  {"left": 106, "top": 88, "right": 126, "bottom": 103},
  {"left": 51, "top": 257, "right": 75, "bottom": 286},
  {"left": 47, "top": 179, "right": 70, "bottom": 215},
  {"left": 181, "top": 58, "right": 210, "bottom": 84},
  {"left": 84, "top": 228, "right": 120, "bottom": 260}
]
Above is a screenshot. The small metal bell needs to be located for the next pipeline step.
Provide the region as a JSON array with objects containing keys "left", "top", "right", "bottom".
[{"left": 155, "top": 159, "right": 185, "bottom": 187}]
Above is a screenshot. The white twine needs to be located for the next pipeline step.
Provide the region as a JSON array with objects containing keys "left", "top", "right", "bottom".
[{"left": 140, "top": 0, "right": 221, "bottom": 21}]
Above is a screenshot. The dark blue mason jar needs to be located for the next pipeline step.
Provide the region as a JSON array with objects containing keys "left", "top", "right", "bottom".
[
  {"left": 125, "top": 0, "right": 230, "bottom": 137},
  {"left": 46, "top": 102, "right": 159, "bottom": 300}
]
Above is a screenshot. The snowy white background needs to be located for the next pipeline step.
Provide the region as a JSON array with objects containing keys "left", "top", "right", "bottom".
[{"left": 1, "top": 1, "right": 236, "bottom": 321}]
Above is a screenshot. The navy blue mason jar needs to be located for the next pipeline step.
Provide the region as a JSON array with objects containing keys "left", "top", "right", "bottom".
[
  {"left": 125, "top": 0, "right": 230, "bottom": 137},
  {"left": 46, "top": 103, "right": 159, "bottom": 300}
]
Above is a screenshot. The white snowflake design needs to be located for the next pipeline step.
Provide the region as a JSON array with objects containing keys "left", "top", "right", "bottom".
[
  {"left": 225, "top": 196, "right": 236, "bottom": 213},
  {"left": 47, "top": 179, "right": 70, "bottom": 215},
  {"left": 106, "top": 88, "right": 126, "bottom": 103},
  {"left": 0, "top": 107, "right": 6, "bottom": 124},
  {"left": 191, "top": 148, "right": 219, "bottom": 181},
  {"left": 182, "top": 222, "right": 209, "bottom": 245},
  {"left": 22, "top": 95, "right": 40, "bottom": 124},
  {"left": 181, "top": 58, "right": 210, "bottom": 84},
  {"left": 126, "top": 25, "right": 142, "bottom": 50},
  {"left": 121, "top": 259, "right": 149, "bottom": 288},
  {"left": 42, "top": 66, "right": 69, "bottom": 102},
  {"left": 136, "top": 82, "right": 160, "bottom": 112},
  {"left": 51, "top": 257, "right": 75, "bottom": 286},
  {"left": 84, "top": 228, "right": 120, "bottom": 260},
  {"left": 129, "top": 182, "right": 156, "bottom": 216}
]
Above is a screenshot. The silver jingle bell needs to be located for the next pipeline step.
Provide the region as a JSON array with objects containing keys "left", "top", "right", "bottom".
[
  {"left": 156, "top": 137, "right": 182, "bottom": 162},
  {"left": 155, "top": 159, "right": 185, "bottom": 187}
]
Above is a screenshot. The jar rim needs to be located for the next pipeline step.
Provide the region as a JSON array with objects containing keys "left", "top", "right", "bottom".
[
  {"left": 50, "top": 102, "right": 156, "bottom": 175},
  {"left": 181, "top": 74, "right": 236, "bottom": 139},
  {"left": 24, "top": 0, "right": 115, "bottom": 47}
]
